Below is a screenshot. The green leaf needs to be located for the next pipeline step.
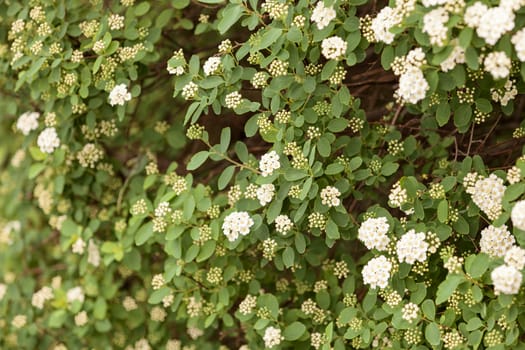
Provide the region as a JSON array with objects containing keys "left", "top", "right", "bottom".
[
  {"left": 421, "top": 300, "right": 435, "bottom": 320},
  {"left": 325, "top": 219, "right": 340, "bottom": 239},
  {"left": 381, "top": 162, "right": 399, "bottom": 176},
  {"left": 134, "top": 2, "right": 151, "bottom": 15},
  {"left": 425, "top": 323, "right": 441, "bottom": 346},
  {"left": 93, "top": 297, "right": 107, "bottom": 320},
  {"left": 219, "top": 127, "right": 231, "bottom": 153},
  {"left": 148, "top": 287, "right": 172, "bottom": 304},
  {"left": 187, "top": 151, "right": 209, "bottom": 170},
  {"left": 466, "top": 317, "right": 484, "bottom": 331},
  {"left": 257, "top": 27, "right": 282, "bottom": 50},
  {"left": 436, "top": 274, "right": 465, "bottom": 304},
  {"left": 283, "top": 321, "right": 306, "bottom": 341},
  {"left": 465, "top": 253, "right": 489, "bottom": 279},
  {"left": 504, "top": 183, "right": 525, "bottom": 202},
  {"left": 282, "top": 247, "right": 295, "bottom": 267},
  {"left": 28, "top": 163, "right": 46, "bottom": 179},
  {"left": 218, "top": 165, "right": 236, "bottom": 190},
  {"left": 48, "top": 310, "right": 67, "bottom": 328},
  {"left": 135, "top": 222, "right": 153, "bottom": 246},
  {"left": 437, "top": 200, "right": 448, "bottom": 223},
  {"left": 218, "top": 4, "right": 243, "bottom": 34},
  {"left": 436, "top": 103, "right": 451, "bottom": 127}
]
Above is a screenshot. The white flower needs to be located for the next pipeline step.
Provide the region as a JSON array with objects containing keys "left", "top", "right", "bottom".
[
  {"left": 401, "top": 303, "right": 419, "bottom": 323},
  {"left": 491, "top": 264, "right": 522, "bottom": 295},
  {"left": 275, "top": 214, "right": 293, "bottom": 234},
  {"left": 66, "top": 286, "right": 85, "bottom": 304},
  {"left": 37, "top": 127, "right": 60, "bottom": 153},
  {"left": 479, "top": 225, "right": 515, "bottom": 258},
  {"left": 512, "top": 28, "right": 525, "bottom": 61},
  {"left": 362, "top": 255, "right": 392, "bottom": 289},
  {"left": 16, "top": 111, "right": 40, "bottom": 135},
  {"left": 512, "top": 200, "right": 525, "bottom": 230},
  {"left": 440, "top": 45, "right": 465, "bottom": 72},
  {"left": 311, "top": 1, "right": 336, "bottom": 30},
  {"left": 225, "top": 91, "right": 242, "bottom": 109},
  {"left": 358, "top": 217, "right": 390, "bottom": 251},
  {"left": 463, "top": 2, "right": 488, "bottom": 28},
  {"left": 476, "top": 8, "right": 514, "bottom": 45},
  {"left": 109, "top": 84, "right": 132, "bottom": 106},
  {"left": 263, "top": 326, "right": 284, "bottom": 348},
  {"left": 222, "top": 211, "right": 254, "bottom": 241},
  {"left": 203, "top": 56, "right": 221, "bottom": 75},
  {"left": 168, "top": 65, "right": 184, "bottom": 75},
  {"left": 505, "top": 246, "right": 525, "bottom": 270},
  {"left": 182, "top": 81, "right": 198, "bottom": 100},
  {"left": 371, "top": 7, "right": 400, "bottom": 44},
  {"left": 260, "top": 150, "right": 281, "bottom": 177},
  {"left": 72, "top": 238, "right": 86, "bottom": 254},
  {"left": 484, "top": 51, "right": 511, "bottom": 79},
  {"left": 256, "top": 184, "right": 275, "bottom": 206},
  {"left": 320, "top": 186, "right": 341, "bottom": 207},
  {"left": 466, "top": 174, "right": 506, "bottom": 220},
  {"left": 75, "top": 311, "right": 88, "bottom": 326},
  {"left": 11, "top": 315, "right": 26, "bottom": 328},
  {"left": 397, "top": 66, "right": 429, "bottom": 104},
  {"left": 321, "top": 36, "right": 347, "bottom": 60},
  {"left": 31, "top": 286, "right": 53, "bottom": 309},
  {"left": 422, "top": 8, "right": 448, "bottom": 46},
  {"left": 396, "top": 230, "right": 429, "bottom": 264}
]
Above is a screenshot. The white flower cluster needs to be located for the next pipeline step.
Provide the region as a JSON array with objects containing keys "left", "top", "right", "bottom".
[
  {"left": 203, "top": 56, "right": 221, "bottom": 75},
  {"left": 491, "top": 79, "right": 518, "bottom": 106},
  {"left": 512, "top": 28, "right": 525, "bottom": 61},
  {"left": 479, "top": 225, "right": 515, "bottom": 258},
  {"left": 320, "top": 186, "right": 341, "bottom": 207},
  {"left": 397, "top": 65, "right": 429, "bottom": 104},
  {"left": 466, "top": 174, "right": 506, "bottom": 220},
  {"left": 505, "top": 246, "right": 525, "bottom": 270},
  {"left": 484, "top": 51, "right": 511, "bottom": 80},
  {"left": 358, "top": 217, "right": 390, "bottom": 251},
  {"left": 259, "top": 150, "right": 281, "bottom": 177},
  {"left": 225, "top": 91, "right": 242, "bottom": 109},
  {"left": 31, "top": 286, "right": 53, "bottom": 309},
  {"left": 256, "top": 184, "right": 275, "bottom": 206},
  {"left": 275, "top": 214, "right": 293, "bottom": 234},
  {"left": 311, "top": 1, "right": 336, "bottom": 30},
  {"left": 263, "top": 326, "right": 283, "bottom": 348},
  {"left": 16, "top": 111, "right": 40, "bottom": 135},
  {"left": 37, "top": 127, "right": 60, "bottom": 153},
  {"left": 371, "top": 7, "right": 400, "bottom": 44},
  {"left": 222, "top": 211, "right": 254, "bottom": 241},
  {"left": 362, "top": 255, "right": 392, "bottom": 289},
  {"left": 401, "top": 302, "right": 419, "bottom": 323},
  {"left": 109, "top": 84, "right": 132, "bottom": 106},
  {"left": 464, "top": 2, "right": 515, "bottom": 45},
  {"left": 512, "top": 200, "right": 525, "bottom": 230},
  {"left": 182, "top": 82, "right": 198, "bottom": 100},
  {"left": 422, "top": 8, "right": 448, "bottom": 46},
  {"left": 321, "top": 36, "right": 347, "bottom": 60},
  {"left": 389, "top": 181, "right": 408, "bottom": 207},
  {"left": 66, "top": 286, "right": 85, "bottom": 304},
  {"left": 72, "top": 237, "right": 86, "bottom": 254},
  {"left": 440, "top": 44, "right": 465, "bottom": 72},
  {"left": 396, "top": 230, "right": 429, "bottom": 264},
  {"left": 491, "top": 264, "right": 522, "bottom": 295}
]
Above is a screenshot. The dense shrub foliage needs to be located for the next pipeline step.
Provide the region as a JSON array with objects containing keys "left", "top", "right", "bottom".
[{"left": 2, "top": 0, "right": 525, "bottom": 349}]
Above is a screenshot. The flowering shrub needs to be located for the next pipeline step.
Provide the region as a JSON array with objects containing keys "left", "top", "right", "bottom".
[{"left": 2, "top": 0, "right": 525, "bottom": 349}]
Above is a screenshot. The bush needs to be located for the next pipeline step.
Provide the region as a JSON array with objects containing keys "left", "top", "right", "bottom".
[{"left": 1, "top": 0, "right": 525, "bottom": 349}]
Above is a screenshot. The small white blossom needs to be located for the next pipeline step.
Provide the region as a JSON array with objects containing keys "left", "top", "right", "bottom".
[
  {"left": 491, "top": 264, "right": 522, "bottom": 295},
  {"left": 321, "top": 36, "right": 347, "bottom": 60},
  {"left": 320, "top": 186, "right": 341, "bottom": 207},
  {"left": 397, "top": 66, "right": 429, "bottom": 104},
  {"left": 109, "top": 84, "right": 132, "bottom": 106},
  {"left": 203, "top": 56, "right": 222, "bottom": 75},
  {"left": 16, "top": 111, "right": 40, "bottom": 135},
  {"left": 311, "top": 1, "right": 336, "bottom": 30},
  {"left": 275, "top": 215, "right": 293, "bottom": 234},
  {"left": 32, "top": 286, "right": 53, "bottom": 309},
  {"left": 72, "top": 238, "right": 86, "bottom": 254},
  {"left": 480, "top": 225, "right": 515, "bottom": 258},
  {"left": 476, "top": 8, "right": 514, "bottom": 45},
  {"left": 401, "top": 303, "right": 419, "bottom": 323},
  {"left": 37, "top": 127, "right": 60, "bottom": 153},
  {"left": 484, "top": 51, "right": 511, "bottom": 79},
  {"left": 466, "top": 174, "right": 506, "bottom": 220},
  {"left": 67, "top": 286, "right": 85, "bottom": 304},
  {"left": 256, "top": 184, "right": 275, "bottom": 206},
  {"left": 512, "top": 200, "right": 525, "bottom": 231},
  {"left": 512, "top": 28, "right": 525, "bottom": 61},
  {"left": 222, "top": 211, "right": 254, "bottom": 241},
  {"left": 259, "top": 150, "right": 281, "bottom": 177},
  {"left": 358, "top": 217, "right": 390, "bottom": 251},
  {"left": 225, "top": 91, "right": 242, "bottom": 109},
  {"left": 263, "top": 326, "right": 284, "bottom": 348},
  {"left": 396, "top": 230, "right": 429, "bottom": 264},
  {"left": 362, "top": 255, "right": 392, "bottom": 289},
  {"left": 505, "top": 246, "right": 525, "bottom": 270}
]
